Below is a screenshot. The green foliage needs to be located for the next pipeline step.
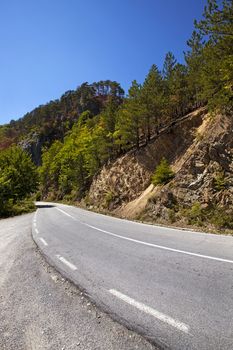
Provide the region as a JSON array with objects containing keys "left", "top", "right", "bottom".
[
  {"left": 184, "top": 202, "right": 233, "bottom": 230},
  {"left": 39, "top": 140, "right": 63, "bottom": 195},
  {"left": 1, "top": 1, "right": 232, "bottom": 207},
  {"left": 188, "top": 0, "right": 233, "bottom": 111},
  {"left": 151, "top": 158, "right": 175, "bottom": 186},
  {"left": 163, "top": 52, "right": 177, "bottom": 80},
  {"left": 0, "top": 80, "right": 124, "bottom": 157},
  {"left": 114, "top": 80, "right": 143, "bottom": 150},
  {"left": 141, "top": 64, "right": 164, "bottom": 140},
  {"left": 213, "top": 172, "right": 227, "bottom": 191},
  {"left": 77, "top": 110, "right": 93, "bottom": 128},
  {"left": 0, "top": 146, "right": 38, "bottom": 217},
  {"left": 184, "top": 202, "right": 204, "bottom": 226},
  {"left": 209, "top": 208, "right": 233, "bottom": 229},
  {"left": 9, "top": 198, "right": 36, "bottom": 217},
  {"left": 104, "top": 191, "right": 116, "bottom": 209},
  {"left": 167, "top": 208, "right": 176, "bottom": 223},
  {"left": 39, "top": 108, "right": 119, "bottom": 199}
]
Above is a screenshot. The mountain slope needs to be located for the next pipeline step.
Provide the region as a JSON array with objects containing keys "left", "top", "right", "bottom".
[
  {"left": 0, "top": 81, "right": 124, "bottom": 165},
  {"left": 87, "top": 108, "right": 233, "bottom": 231}
]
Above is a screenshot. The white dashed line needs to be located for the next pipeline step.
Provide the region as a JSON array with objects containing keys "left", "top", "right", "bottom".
[
  {"left": 39, "top": 237, "right": 48, "bottom": 246},
  {"left": 35, "top": 228, "right": 39, "bottom": 234},
  {"left": 56, "top": 255, "right": 77, "bottom": 271},
  {"left": 109, "top": 289, "right": 189, "bottom": 334}
]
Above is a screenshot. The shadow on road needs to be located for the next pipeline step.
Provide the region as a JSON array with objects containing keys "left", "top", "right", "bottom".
[{"left": 35, "top": 203, "right": 55, "bottom": 209}]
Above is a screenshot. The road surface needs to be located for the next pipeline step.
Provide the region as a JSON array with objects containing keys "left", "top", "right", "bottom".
[
  {"left": 32, "top": 202, "right": 233, "bottom": 350},
  {"left": 0, "top": 213, "right": 156, "bottom": 350}
]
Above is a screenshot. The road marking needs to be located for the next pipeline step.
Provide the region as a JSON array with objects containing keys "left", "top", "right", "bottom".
[
  {"left": 84, "top": 223, "right": 233, "bottom": 265},
  {"left": 109, "top": 289, "right": 189, "bottom": 333},
  {"left": 56, "top": 255, "right": 77, "bottom": 271},
  {"left": 56, "top": 207, "right": 77, "bottom": 220},
  {"left": 35, "top": 228, "right": 39, "bottom": 234},
  {"left": 39, "top": 237, "right": 48, "bottom": 246},
  {"left": 55, "top": 207, "right": 233, "bottom": 265}
]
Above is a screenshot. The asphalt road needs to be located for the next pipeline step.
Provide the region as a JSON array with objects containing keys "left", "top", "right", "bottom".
[
  {"left": 33, "top": 202, "right": 233, "bottom": 350},
  {"left": 0, "top": 213, "right": 156, "bottom": 350}
]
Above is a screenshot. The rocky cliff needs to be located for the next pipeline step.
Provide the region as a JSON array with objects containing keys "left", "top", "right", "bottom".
[{"left": 87, "top": 108, "right": 233, "bottom": 231}]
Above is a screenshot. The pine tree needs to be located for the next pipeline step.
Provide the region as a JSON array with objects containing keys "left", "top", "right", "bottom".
[
  {"left": 186, "top": 0, "right": 233, "bottom": 111},
  {"left": 151, "top": 158, "right": 175, "bottom": 185},
  {"left": 163, "top": 52, "right": 177, "bottom": 81},
  {"left": 114, "top": 80, "right": 143, "bottom": 150},
  {"left": 141, "top": 65, "right": 164, "bottom": 141}
]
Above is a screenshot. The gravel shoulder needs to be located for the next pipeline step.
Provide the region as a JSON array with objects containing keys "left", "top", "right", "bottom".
[{"left": 0, "top": 213, "right": 156, "bottom": 350}]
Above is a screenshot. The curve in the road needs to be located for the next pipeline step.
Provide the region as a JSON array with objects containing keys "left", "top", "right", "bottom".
[{"left": 32, "top": 202, "right": 233, "bottom": 350}]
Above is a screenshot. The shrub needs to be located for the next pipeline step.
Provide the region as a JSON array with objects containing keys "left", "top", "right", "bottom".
[
  {"left": 183, "top": 203, "right": 233, "bottom": 230},
  {"left": 104, "top": 191, "right": 115, "bottom": 209},
  {"left": 184, "top": 202, "right": 205, "bottom": 226},
  {"left": 0, "top": 146, "right": 38, "bottom": 217},
  {"left": 209, "top": 208, "right": 233, "bottom": 230},
  {"left": 168, "top": 208, "right": 176, "bottom": 223},
  {"left": 213, "top": 172, "right": 226, "bottom": 191},
  {"left": 151, "top": 158, "right": 175, "bottom": 186}
]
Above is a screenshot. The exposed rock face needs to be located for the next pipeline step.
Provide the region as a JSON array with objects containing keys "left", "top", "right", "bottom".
[
  {"left": 88, "top": 108, "right": 233, "bottom": 229},
  {"left": 142, "top": 112, "right": 233, "bottom": 225},
  {"left": 18, "top": 133, "right": 44, "bottom": 165},
  {"left": 88, "top": 154, "right": 151, "bottom": 210},
  {"left": 88, "top": 108, "right": 206, "bottom": 210}
]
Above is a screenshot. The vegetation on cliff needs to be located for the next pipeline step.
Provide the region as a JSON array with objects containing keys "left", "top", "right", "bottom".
[
  {"left": 0, "top": 0, "right": 232, "bottom": 227},
  {"left": 151, "top": 158, "right": 175, "bottom": 186},
  {"left": 38, "top": 0, "right": 232, "bottom": 203}
]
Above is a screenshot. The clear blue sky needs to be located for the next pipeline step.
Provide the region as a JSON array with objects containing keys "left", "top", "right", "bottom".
[{"left": 0, "top": 0, "right": 206, "bottom": 125}]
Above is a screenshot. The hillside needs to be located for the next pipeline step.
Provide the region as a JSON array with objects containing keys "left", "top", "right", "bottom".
[
  {"left": 0, "top": 0, "right": 232, "bottom": 227},
  {"left": 87, "top": 108, "right": 205, "bottom": 210},
  {"left": 0, "top": 81, "right": 124, "bottom": 165},
  {"left": 87, "top": 108, "right": 233, "bottom": 231}
]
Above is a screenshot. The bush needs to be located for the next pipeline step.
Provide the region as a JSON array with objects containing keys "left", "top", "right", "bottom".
[
  {"left": 184, "top": 202, "right": 205, "bottom": 226},
  {"left": 0, "top": 198, "right": 36, "bottom": 218},
  {"left": 104, "top": 191, "right": 115, "bottom": 209},
  {"left": 0, "top": 146, "right": 38, "bottom": 218},
  {"left": 168, "top": 208, "right": 176, "bottom": 223},
  {"left": 151, "top": 158, "right": 175, "bottom": 186},
  {"left": 183, "top": 203, "right": 233, "bottom": 230},
  {"left": 209, "top": 208, "right": 233, "bottom": 230},
  {"left": 11, "top": 198, "right": 36, "bottom": 216},
  {"left": 213, "top": 172, "right": 226, "bottom": 191}
]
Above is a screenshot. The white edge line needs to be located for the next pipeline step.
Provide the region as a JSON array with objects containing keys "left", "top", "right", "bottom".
[
  {"left": 85, "top": 223, "right": 233, "bottom": 265},
  {"left": 43, "top": 202, "right": 231, "bottom": 237},
  {"left": 109, "top": 289, "right": 189, "bottom": 334},
  {"left": 56, "top": 255, "right": 77, "bottom": 271},
  {"left": 56, "top": 207, "right": 76, "bottom": 220},
  {"left": 39, "top": 237, "right": 48, "bottom": 246},
  {"left": 54, "top": 207, "right": 233, "bottom": 265}
]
